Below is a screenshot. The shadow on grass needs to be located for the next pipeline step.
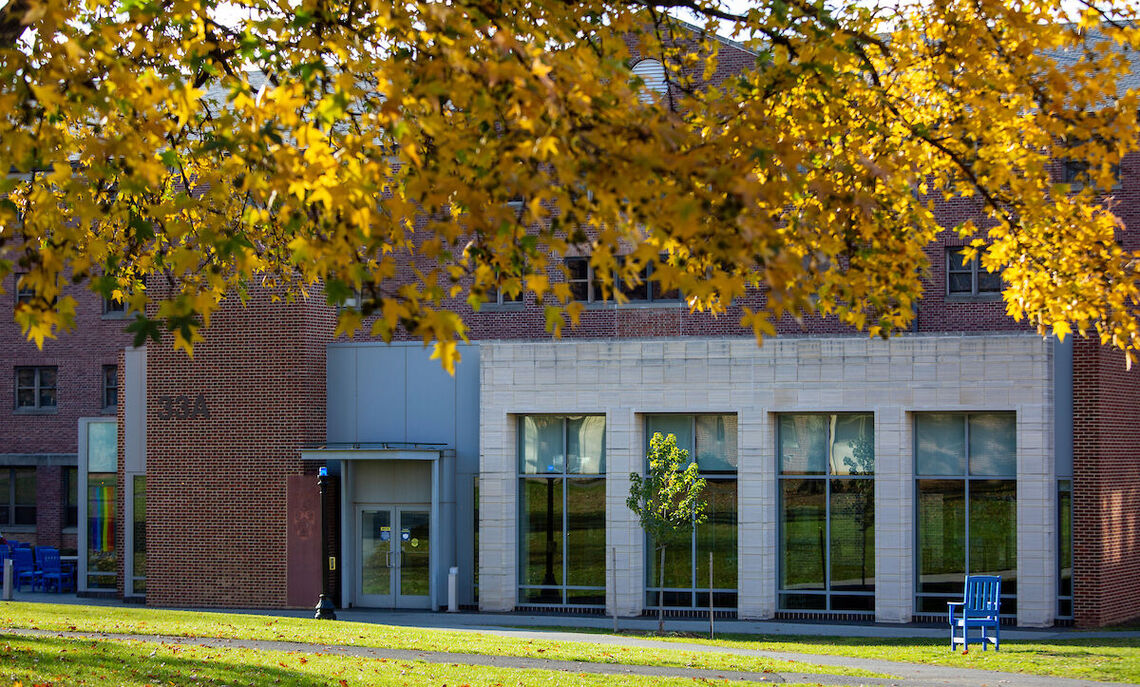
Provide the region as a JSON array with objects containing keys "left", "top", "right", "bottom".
[{"left": 0, "top": 635, "right": 328, "bottom": 686}]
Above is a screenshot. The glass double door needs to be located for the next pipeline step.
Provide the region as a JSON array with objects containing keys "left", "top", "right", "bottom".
[{"left": 358, "top": 507, "right": 431, "bottom": 608}]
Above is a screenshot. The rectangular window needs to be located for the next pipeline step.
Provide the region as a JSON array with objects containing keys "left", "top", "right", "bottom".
[
  {"left": 1058, "top": 480, "right": 1072, "bottom": 619},
  {"left": 102, "top": 297, "right": 127, "bottom": 316},
  {"left": 487, "top": 286, "right": 523, "bottom": 306},
  {"left": 566, "top": 256, "right": 679, "bottom": 304},
  {"left": 64, "top": 466, "right": 79, "bottom": 528},
  {"left": 947, "top": 248, "right": 1001, "bottom": 296},
  {"left": 644, "top": 414, "right": 738, "bottom": 610},
  {"left": 915, "top": 413, "right": 1017, "bottom": 616},
  {"left": 1061, "top": 159, "right": 1121, "bottom": 191},
  {"left": 87, "top": 473, "right": 117, "bottom": 589},
  {"left": 132, "top": 475, "right": 146, "bottom": 595},
  {"left": 14, "top": 275, "right": 34, "bottom": 305},
  {"left": 617, "top": 259, "right": 681, "bottom": 303},
  {"left": 0, "top": 467, "right": 37, "bottom": 526},
  {"left": 518, "top": 415, "right": 606, "bottom": 607},
  {"left": 15, "top": 366, "right": 57, "bottom": 410},
  {"left": 565, "top": 256, "right": 604, "bottom": 303},
  {"left": 778, "top": 414, "right": 875, "bottom": 612},
  {"left": 102, "top": 365, "right": 118, "bottom": 410}
]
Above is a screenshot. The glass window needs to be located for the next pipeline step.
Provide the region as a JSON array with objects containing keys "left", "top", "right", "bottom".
[
  {"left": 103, "top": 297, "right": 127, "bottom": 316},
  {"left": 15, "top": 366, "right": 57, "bottom": 409},
  {"left": 778, "top": 413, "right": 874, "bottom": 612},
  {"left": 946, "top": 248, "right": 1002, "bottom": 296},
  {"left": 1058, "top": 480, "right": 1072, "bottom": 619},
  {"left": 64, "top": 467, "right": 79, "bottom": 528},
  {"left": 644, "top": 414, "right": 738, "bottom": 610},
  {"left": 517, "top": 415, "right": 605, "bottom": 607},
  {"left": 102, "top": 365, "right": 118, "bottom": 410},
  {"left": 0, "top": 467, "right": 37, "bottom": 526},
  {"left": 132, "top": 475, "right": 146, "bottom": 595},
  {"left": 87, "top": 473, "right": 117, "bottom": 589},
  {"left": 915, "top": 412, "right": 1016, "bottom": 616}
]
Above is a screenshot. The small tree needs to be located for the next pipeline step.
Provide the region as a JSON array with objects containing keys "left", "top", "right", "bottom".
[{"left": 627, "top": 432, "right": 708, "bottom": 633}]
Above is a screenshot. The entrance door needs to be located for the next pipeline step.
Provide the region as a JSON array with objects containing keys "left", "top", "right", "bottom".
[{"left": 357, "top": 507, "right": 431, "bottom": 608}]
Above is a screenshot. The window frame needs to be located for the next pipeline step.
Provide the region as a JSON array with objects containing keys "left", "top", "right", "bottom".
[
  {"left": 643, "top": 413, "right": 739, "bottom": 611},
  {"left": 913, "top": 412, "right": 1018, "bottom": 618},
  {"left": 516, "top": 414, "right": 607, "bottom": 608},
  {"left": 102, "top": 296, "right": 129, "bottom": 319},
  {"left": 946, "top": 247, "right": 1002, "bottom": 299},
  {"left": 15, "top": 365, "right": 58, "bottom": 412},
  {"left": 0, "top": 466, "right": 37, "bottom": 527},
  {"left": 102, "top": 364, "right": 118, "bottom": 411},
  {"left": 565, "top": 256, "right": 682, "bottom": 306},
  {"left": 776, "top": 413, "right": 876, "bottom": 614}
]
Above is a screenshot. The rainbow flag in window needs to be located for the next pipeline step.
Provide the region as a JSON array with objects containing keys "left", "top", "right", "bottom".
[{"left": 88, "top": 485, "right": 115, "bottom": 552}]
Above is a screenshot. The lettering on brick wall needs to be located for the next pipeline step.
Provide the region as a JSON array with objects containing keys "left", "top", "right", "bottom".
[{"left": 156, "top": 393, "right": 210, "bottom": 420}]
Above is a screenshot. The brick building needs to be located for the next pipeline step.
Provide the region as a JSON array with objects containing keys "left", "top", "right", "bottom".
[{"left": 5, "top": 37, "right": 1140, "bottom": 628}]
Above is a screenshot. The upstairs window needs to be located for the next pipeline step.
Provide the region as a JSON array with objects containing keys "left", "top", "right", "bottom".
[
  {"left": 14, "top": 275, "right": 34, "bottom": 305},
  {"left": 1061, "top": 159, "right": 1121, "bottom": 192},
  {"left": 947, "top": 247, "right": 1001, "bottom": 297},
  {"left": 103, "top": 297, "right": 127, "bottom": 317},
  {"left": 566, "top": 256, "right": 681, "bottom": 304},
  {"left": 15, "top": 366, "right": 57, "bottom": 410},
  {"left": 102, "top": 365, "right": 118, "bottom": 410}
]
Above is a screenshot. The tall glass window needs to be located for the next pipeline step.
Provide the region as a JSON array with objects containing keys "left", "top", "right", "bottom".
[
  {"left": 86, "top": 421, "right": 117, "bottom": 590},
  {"left": 131, "top": 475, "right": 146, "bottom": 595},
  {"left": 518, "top": 415, "right": 606, "bottom": 607},
  {"left": 915, "top": 413, "right": 1016, "bottom": 616},
  {"left": 1058, "top": 480, "right": 1072, "bottom": 619},
  {"left": 778, "top": 414, "right": 875, "bottom": 612},
  {"left": 644, "top": 414, "right": 738, "bottom": 610}
]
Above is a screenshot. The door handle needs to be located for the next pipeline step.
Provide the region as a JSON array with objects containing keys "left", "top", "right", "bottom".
[
  {"left": 386, "top": 551, "right": 393, "bottom": 568},
  {"left": 393, "top": 551, "right": 401, "bottom": 568}
]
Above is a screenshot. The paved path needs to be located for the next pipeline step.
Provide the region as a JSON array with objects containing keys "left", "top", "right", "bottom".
[{"left": 1, "top": 626, "right": 1131, "bottom": 687}]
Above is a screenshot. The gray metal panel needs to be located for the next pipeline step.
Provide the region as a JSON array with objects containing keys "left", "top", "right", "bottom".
[
  {"left": 404, "top": 348, "right": 457, "bottom": 444},
  {"left": 454, "top": 345, "right": 481, "bottom": 474},
  {"left": 355, "top": 346, "right": 408, "bottom": 443},
  {"left": 1054, "top": 337, "right": 1074, "bottom": 478},
  {"left": 124, "top": 347, "right": 147, "bottom": 473},
  {"left": 326, "top": 347, "right": 359, "bottom": 443}
]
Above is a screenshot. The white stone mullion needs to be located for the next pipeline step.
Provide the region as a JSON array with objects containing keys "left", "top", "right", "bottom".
[
  {"left": 1016, "top": 344, "right": 1056, "bottom": 627},
  {"left": 737, "top": 409, "right": 774, "bottom": 619},
  {"left": 606, "top": 404, "right": 642, "bottom": 617}
]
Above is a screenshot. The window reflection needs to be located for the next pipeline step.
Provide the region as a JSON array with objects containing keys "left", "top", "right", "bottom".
[{"left": 517, "top": 416, "right": 606, "bottom": 607}]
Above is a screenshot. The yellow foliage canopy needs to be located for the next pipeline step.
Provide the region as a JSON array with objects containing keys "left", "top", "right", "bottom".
[{"left": 2, "top": 0, "right": 1140, "bottom": 368}]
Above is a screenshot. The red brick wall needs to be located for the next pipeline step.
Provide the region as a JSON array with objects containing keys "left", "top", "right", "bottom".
[
  {"left": 0, "top": 275, "right": 131, "bottom": 454},
  {"left": 0, "top": 275, "right": 131, "bottom": 552},
  {"left": 143, "top": 286, "right": 335, "bottom": 608},
  {"left": 1072, "top": 339, "right": 1140, "bottom": 627}
]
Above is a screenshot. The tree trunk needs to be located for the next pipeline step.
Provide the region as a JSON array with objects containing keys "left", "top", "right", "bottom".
[{"left": 658, "top": 545, "right": 666, "bottom": 634}]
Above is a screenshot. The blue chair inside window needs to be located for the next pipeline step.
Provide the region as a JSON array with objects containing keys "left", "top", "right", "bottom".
[{"left": 949, "top": 575, "right": 1001, "bottom": 651}]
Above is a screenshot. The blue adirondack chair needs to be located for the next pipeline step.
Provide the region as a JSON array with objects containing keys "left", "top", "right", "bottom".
[
  {"left": 949, "top": 575, "right": 1001, "bottom": 651},
  {"left": 11, "top": 547, "right": 37, "bottom": 592}
]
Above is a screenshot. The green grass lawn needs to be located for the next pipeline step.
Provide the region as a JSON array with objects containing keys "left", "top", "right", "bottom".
[
  {"left": 0, "top": 634, "right": 831, "bottom": 687},
  {"left": 629, "top": 631, "right": 1140, "bottom": 684},
  {"left": 0, "top": 603, "right": 881, "bottom": 680}
]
